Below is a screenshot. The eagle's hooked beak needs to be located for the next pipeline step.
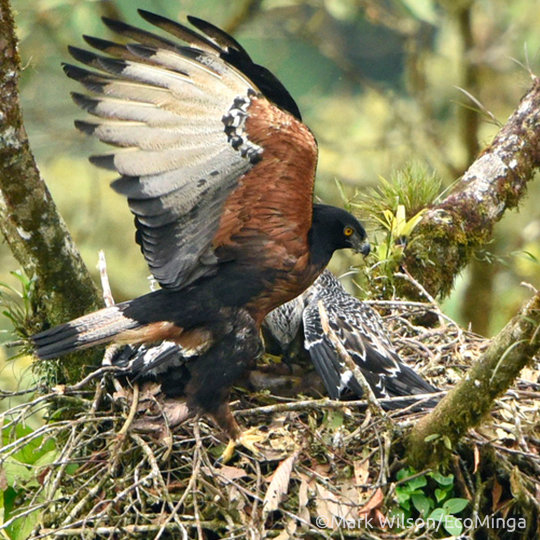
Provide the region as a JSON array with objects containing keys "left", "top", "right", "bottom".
[{"left": 352, "top": 234, "right": 371, "bottom": 257}]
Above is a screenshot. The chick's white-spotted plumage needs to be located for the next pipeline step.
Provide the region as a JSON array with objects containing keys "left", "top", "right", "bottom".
[{"left": 265, "top": 270, "right": 439, "bottom": 408}]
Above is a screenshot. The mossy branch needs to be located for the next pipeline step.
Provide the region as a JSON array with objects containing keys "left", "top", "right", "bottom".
[
  {"left": 406, "top": 289, "right": 540, "bottom": 468},
  {"left": 402, "top": 76, "right": 540, "bottom": 299},
  {"left": 0, "top": 0, "right": 102, "bottom": 375}
]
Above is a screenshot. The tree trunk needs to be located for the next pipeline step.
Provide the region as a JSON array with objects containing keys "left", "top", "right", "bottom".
[{"left": 0, "top": 0, "right": 102, "bottom": 375}]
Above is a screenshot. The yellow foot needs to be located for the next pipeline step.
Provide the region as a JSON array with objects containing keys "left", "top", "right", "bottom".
[{"left": 221, "top": 427, "right": 267, "bottom": 462}]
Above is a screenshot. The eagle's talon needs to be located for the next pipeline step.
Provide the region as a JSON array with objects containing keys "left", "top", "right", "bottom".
[{"left": 221, "top": 427, "right": 266, "bottom": 462}]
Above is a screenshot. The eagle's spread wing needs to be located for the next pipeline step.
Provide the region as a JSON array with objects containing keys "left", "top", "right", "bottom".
[{"left": 64, "top": 11, "right": 317, "bottom": 290}]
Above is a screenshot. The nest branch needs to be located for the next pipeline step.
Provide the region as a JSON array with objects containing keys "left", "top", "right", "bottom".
[{"left": 407, "top": 290, "right": 540, "bottom": 468}]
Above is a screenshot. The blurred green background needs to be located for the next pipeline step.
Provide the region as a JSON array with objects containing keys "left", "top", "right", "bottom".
[{"left": 2, "top": 0, "right": 540, "bottom": 394}]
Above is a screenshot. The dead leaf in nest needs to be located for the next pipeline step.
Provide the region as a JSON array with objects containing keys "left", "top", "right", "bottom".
[
  {"left": 203, "top": 464, "right": 248, "bottom": 481},
  {"left": 354, "top": 459, "right": 370, "bottom": 485},
  {"left": 519, "top": 367, "right": 538, "bottom": 383},
  {"left": 313, "top": 481, "right": 356, "bottom": 530},
  {"left": 353, "top": 458, "right": 370, "bottom": 501},
  {"left": 312, "top": 462, "right": 332, "bottom": 476},
  {"left": 263, "top": 452, "right": 298, "bottom": 516},
  {"left": 273, "top": 518, "right": 297, "bottom": 540},
  {"left": 358, "top": 487, "right": 384, "bottom": 517},
  {"left": 492, "top": 477, "right": 503, "bottom": 512},
  {"left": 256, "top": 427, "right": 299, "bottom": 461},
  {"left": 372, "top": 508, "right": 387, "bottom": 529},
  {"left": 473, "top": 444, "right": 480, "bottom": 474},
  {"left": 495, "top": 426, "right": 515, "bottom": 441},
  {"left": 297, "top": 478, "right": 310, "bottom": 525}
]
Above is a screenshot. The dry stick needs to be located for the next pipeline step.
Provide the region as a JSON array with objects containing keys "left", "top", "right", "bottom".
[
  {"left": 98, "top": 250, "right": 115, "bottom": 308},
  {"left": 191, "top": 424, "right": 204, "bottom": 540},
  {"left": 37, "top": 523, "right": 201, "bottom": 538},
  {"left": 407, "top": 291, "right": 540, "bottom": 467},
  {"left": 152, "top": 423, "right": 204, "bottom": 540},
  {"left": 235, "top": 393, "right": 442, "bottom": 417},
  {"left": 129, "top": 435, "right": 190, "bottom": 539},
  {"left": 53, "top": 365, "right": 128, "bottom": 392},
  {"left": 97, "top": 251, "right": 126, "bottom": 399},
  {"left": 117, "top": 383, "right": 139, "bottom": 437}
]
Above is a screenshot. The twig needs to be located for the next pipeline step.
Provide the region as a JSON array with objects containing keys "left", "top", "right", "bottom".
[
  {"left": 235, "top": 393, "right": 443, "bottom": 417},
  {"left": 117, "top": 382, "right": 139, "bottom": 436},
  {"left": 98, "top": 250, "right": 115, "bottom": 307}
]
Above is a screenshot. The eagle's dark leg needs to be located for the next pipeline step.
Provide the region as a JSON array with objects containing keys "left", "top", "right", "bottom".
[
  {"left": 210, "top": 400, "right": 266, "bottom": 462},
  {"left": 180, "top": 308, "right": 264, "bottom": 460}
]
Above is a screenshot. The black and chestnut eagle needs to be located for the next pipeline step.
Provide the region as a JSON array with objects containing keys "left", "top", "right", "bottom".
[
  {"left": 264, "top": 270, "right": 440, "bottom": 409},
  {"left": 31, "top": 11, "right": 370, "bottom": 450}
]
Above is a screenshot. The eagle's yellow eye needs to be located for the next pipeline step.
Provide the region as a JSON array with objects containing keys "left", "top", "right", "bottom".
[{"left": 344, "top": 226, "right": 354, "bottom": 237}]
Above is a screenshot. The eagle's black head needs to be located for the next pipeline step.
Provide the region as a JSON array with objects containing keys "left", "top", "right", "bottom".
[{"left": 309, "top": 204, "right": 370, "bottom": 269}]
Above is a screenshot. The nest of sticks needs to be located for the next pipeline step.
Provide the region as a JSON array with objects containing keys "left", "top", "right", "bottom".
[{"left": 2, "top": 295, "right": 540, "bottom": 540}]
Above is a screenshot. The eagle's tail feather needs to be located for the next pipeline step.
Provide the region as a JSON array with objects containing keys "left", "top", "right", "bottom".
[{"left": 32, "top": 305, "right": 141, "bottom": 360}]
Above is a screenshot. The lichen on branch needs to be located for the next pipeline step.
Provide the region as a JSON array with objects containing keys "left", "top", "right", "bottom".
[{"left": 402, "top": 77, "right": 540, "bottom": 299}]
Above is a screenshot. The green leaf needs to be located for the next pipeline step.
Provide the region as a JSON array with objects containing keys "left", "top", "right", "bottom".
[
  {"left": 396, "top": 466, "right": 416, "bottom": 481},
  {"left": 428, "top": 507, "right": 446, "bottom": 522},
  {"left": 4, "top": 425, "right": 56, "bottom": 466},
  {"left": 443, "top": 514, "right": 464, "bottom": 536},
  {"left": 33, "top": 449, "right": 58, "bottom": 468},
  {"left": 443, "top": 498, "right": 469, "bottom": 515},
  {"left": 324, "top": 409, "right": 344, "bottom": 430},
  {"left": 423, "top": 433, "right": 440, "bottom": 443},
  {"left": 65, "top": 463, "right": 80, "bottom": 475},
  {"left": 429, "top": 471, "right": 454, "bottom": 486},
  {"left": 396, "top": 493, "right": 411, "bottom": 511},
  {"left": 406, "top": 474, "right": 427, "bottom": 491},
  {"left": 411, "top": 493, "right": 433, "bottom": 516},
  {"left": 2, "top": 458, "right": 34, "bottom": 485},
  {"left": 8, "top": 513, "right": 40, "bottom": 540},
  {"left": 434, "top": 488, "right": 449, "bottom": 503}
]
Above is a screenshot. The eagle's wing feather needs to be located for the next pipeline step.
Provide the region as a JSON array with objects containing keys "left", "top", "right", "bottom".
[{"left": 65, "top": 13, "right": 317, "bottom": 291}]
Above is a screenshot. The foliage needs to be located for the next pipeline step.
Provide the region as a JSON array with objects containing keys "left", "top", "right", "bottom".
[
  {"left": 0, "top": 271, "right": 37, "bottom": 344},
  {"left": 390, "top": 466, "right": 469, "bottom": 536},
  {"left": 336, "top": 164, "right": 441, "bottom": 297},
  {"left": 0, "top": 423, "right": 61, "bottom": 540},
  {"left": 352, "top": 163, "right": 443, "bottom": 219}
]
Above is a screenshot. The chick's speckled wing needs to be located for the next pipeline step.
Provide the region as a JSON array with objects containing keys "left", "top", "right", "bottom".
[{"left": 303, "top": 270, "right": 437, "bottom": 402}]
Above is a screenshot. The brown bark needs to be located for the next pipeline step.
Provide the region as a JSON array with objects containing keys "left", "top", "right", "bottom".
[
  {"left": 407, "top": 290, "right": 540, "bottom": 468},
  {"left": 0, "top": 0, "right": 102, "bottom": 373},
  {"left": 401, "top": 77, "right": 540, "bottom": 299}
]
